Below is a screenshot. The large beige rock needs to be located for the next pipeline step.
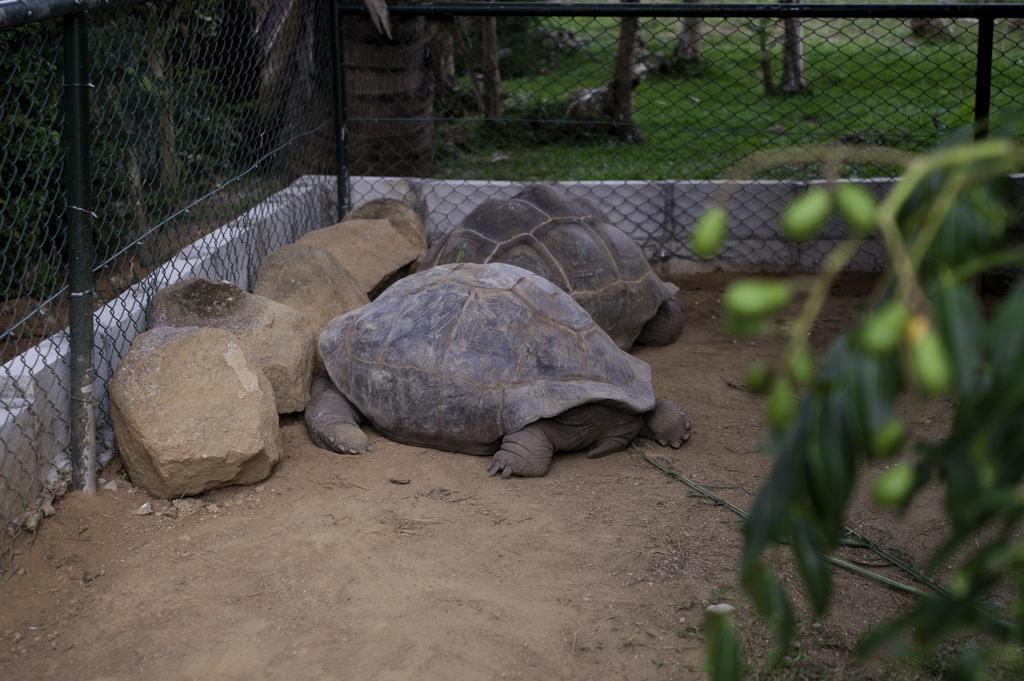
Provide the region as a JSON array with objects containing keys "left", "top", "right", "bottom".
[
  {"left": 297, "top": 218, "right": 421, "bottom": 297},
  {"left": 344, "top": 199, "right": 428, "bottom": 251},
  {"left": 151, "top": 278, "right": 314, "bottom": 413},
  {"left": 109, "top": 326, "right": 281, "bottom": 498},
  {"left": 253, "top": 243, "right": 368, "bottom": 336}
]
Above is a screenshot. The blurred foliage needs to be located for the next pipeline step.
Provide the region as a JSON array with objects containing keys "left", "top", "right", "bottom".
[
  {"left": 1, "top": 0, "right": 264, "bottom": 300},
  {"left": 697, "top": 135, "right": 1024, "bottom": 677},
  {"left": 0, "top": 23, "right": 65, "bottom": 300}
]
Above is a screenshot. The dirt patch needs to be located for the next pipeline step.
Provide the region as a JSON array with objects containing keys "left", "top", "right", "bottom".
[{"left": 0, "top": 274, "right": 952, "bottom": 680}]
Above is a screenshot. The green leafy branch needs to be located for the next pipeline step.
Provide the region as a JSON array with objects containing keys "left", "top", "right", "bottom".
[{"left": 691, "top": 137, "right": 1024, "bottom": 679}]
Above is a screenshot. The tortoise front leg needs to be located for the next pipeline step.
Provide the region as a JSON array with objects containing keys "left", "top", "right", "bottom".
[
  {"left": 305, "top": 377, "right": 370, "bottom": 454},
  {"left": 487, "top": 423, "right": 555, "bottom": 479}
]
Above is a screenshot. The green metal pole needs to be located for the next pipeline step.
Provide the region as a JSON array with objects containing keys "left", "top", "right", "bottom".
[
  {"left": 330, "top": 0, "right": 350, "bottom": 220},
  {"left": 62, "top": 11, "right": 97, "bottom": 494}
]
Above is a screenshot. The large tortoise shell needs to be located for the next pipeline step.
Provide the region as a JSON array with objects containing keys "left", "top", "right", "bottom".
[
  {"left": 319, "top": 263, "right": 655, "bottom": 454},
  {"left": 426, "top": 185, "right": 674, "bottom": 349}
]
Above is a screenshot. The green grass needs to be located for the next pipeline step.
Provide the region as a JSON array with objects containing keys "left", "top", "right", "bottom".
[{"left": 435, "top": 15, "right": 1024, "bottom": 181}]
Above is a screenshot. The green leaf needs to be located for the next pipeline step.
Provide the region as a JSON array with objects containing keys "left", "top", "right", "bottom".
[
  {"left": 741, "top": 560, "right": 794, "bottom": 664},
  {"left": 929, "top": 281, "right": 985, "bottom": 398},
  {"left": 790, "top": 517, "right": 832, "bottom": 616},
  {"left": 704, "top": 605, "right": 744, "bottom": 681}
]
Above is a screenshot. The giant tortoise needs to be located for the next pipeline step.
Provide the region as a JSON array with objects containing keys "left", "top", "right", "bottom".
[
  {"left": 305, "top": 263, "right": 691, "bottom": 478},
  {"left": 423, "top": 185, "right": 683, "bottom": 350}
]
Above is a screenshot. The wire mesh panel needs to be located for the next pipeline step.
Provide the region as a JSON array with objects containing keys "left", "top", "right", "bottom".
[
  {"left": 1, "top": 0, "right": 338, "bottom": 566},
  {"left": 1, "top": 19, "right": 70, "bottom": 570},
  {"left": 339, "top": 5, "right": 1024, "bottom": 265}
]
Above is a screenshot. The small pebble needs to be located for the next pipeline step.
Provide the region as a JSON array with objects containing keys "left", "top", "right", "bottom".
[
  {"left": 133, "top": 502, "right": 153, "bottom": 516},
  {"left": 41, "top": 501, "right": 56, "bottom": 517},
  {"left": 389, "top": 478, "right": 411, "bottom": 485},
  {"left": 103, "top": 480, "right": 118, "bottom": 493}
]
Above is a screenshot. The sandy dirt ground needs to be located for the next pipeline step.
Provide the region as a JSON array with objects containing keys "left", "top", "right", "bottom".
[{"left": 0, "top": 275, "right": 952, "bottom": 681}]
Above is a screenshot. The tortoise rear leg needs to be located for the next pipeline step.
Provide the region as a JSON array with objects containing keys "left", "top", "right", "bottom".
[
  {"left": 305, "top": 377, "right": 370, "bottom": 454},
  {"left": 487, "top": 424, "right": 555, "bottom": 479},
  {"left": 635, "top": 296, "right": 684, "bottom": 346}
]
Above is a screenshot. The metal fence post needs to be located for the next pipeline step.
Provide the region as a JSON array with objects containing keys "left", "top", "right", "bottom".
[
  {"left": 974, "top": 15, "right": 994, "bottom": 139},
  {"left": 62, "top": 11, "right": 97, "bottom": 494},
  {"left": 330, "top": 0, "right": 350, "bottom": 220}
]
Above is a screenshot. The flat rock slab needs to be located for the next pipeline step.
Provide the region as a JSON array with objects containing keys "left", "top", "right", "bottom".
[
  {"left": 254, "top": 243, "right": 369, "bottom": 337},
  {"left": 151, "top": 278, "right": 314, "bottom": 413},
  {"left": 345, "top": 199, "right": 428, "bottom": 252},
  {"left": 109, "top": 326, "right": 281, "bottom": 498},
  {"left": 297, "top": 218, "right": 421, "bottom": 297}
]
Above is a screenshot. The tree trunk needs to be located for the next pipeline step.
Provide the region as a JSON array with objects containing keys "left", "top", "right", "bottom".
[
  {"left": 426, "top": 19, "right": 456, "bottom": 100},
  {"left": 780, "top": 0, "right": 806, "bottom": 94},
  {"left": 145, "top": 6, "right": 182, "bottom": 193},
  {"left": 757, "top": 18, "right": 774, "bottom": 96},
  {"left": 675, "top": 1, "right": 702, "bottom": 75},
  {"left": 481, "top": 17, "right": 501, "bottom": 119},
  {"left": 607, "top": 0, "right": 641, "bottom": 141},
  {"left": 344, "top": 15, "right": 435, "bottom": 176}
]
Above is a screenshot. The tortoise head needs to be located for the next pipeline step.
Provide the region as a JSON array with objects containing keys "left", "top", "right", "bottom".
[{"left": 640, "top": 400, "right": 691, "bottom": 449}]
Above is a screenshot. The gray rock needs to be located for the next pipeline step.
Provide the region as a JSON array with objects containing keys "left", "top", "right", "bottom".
[
  {"left": 253, "top": 243, "right": 368, "bottom": 337},
  {"left": 297, "top": 219, "right": 422, "bottom": 298},
  {"left": 151, "top": 278, "right": 314, "bottom": 413},
  {"left": 110, "top": 326, "right": 282, "bottom": 499}
]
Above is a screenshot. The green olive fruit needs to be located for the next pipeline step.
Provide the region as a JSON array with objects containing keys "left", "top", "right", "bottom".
[
  {"left": 767, "top": 378, "right": 797, "bottom": 428},
  {"left": 835, "top": 184, "right": 878, "bottom": 236},
  {"left": 872, "top": 463, "right": 915, "bottom": 508},
  {"left": 858, "top": 301, "right": 910, "bottom": 355},
  {"left": 691, "top": 206, "right": 728, "bottom": 259},
  {"left": 870, "top": 419, "right": 905, "bottom": 458},
  {"left": 723, "top": 279, "right": 791, "bottom": 319},
  {"left": 782, "top": 187, "right": 832, "bottom": 241},
  {"left": 789, "top": 349, "right": 814, "bottom": 386},
  {"left": 905, "top": 315, "right": 952, "bottom": 397},
  {"left": 744, "top": 360, "right": 772, "bottom": 393}
]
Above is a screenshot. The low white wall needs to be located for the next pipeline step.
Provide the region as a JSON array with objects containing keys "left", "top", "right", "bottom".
[
  {"left": 337, "top": 175, "right": 905, "bottom": 274},
  {"left": 1, "top": 176, "right": 334, "bottom": 526}
]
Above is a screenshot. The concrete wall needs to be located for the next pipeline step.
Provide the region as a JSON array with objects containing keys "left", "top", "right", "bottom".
[
  {"left": 340, "top": 175, "right": 905, "bottom": 274},
  {"left": 1, "top": 177, "right": 334, "bottom": 528}
]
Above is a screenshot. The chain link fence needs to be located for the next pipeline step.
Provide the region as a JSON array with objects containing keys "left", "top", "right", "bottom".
[
  {"left": 1, "top": 0, "right": 339, "bottom": 569},
  {"left": 2, "top": 1, "right": 1023, "bottom": 571},
  {"left": 338, "top": 2, "right": 1024, "bottom": 268}
]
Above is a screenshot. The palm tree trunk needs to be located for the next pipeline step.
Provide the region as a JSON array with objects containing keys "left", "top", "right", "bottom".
[{"left": 344, "top": 15, "right": 435, "bottom": 176}]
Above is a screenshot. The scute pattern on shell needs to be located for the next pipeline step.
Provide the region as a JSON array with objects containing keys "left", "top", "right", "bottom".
[
  {"left": 427, "top": 185, "right": 673, "bottom": 349},
  {"left": 319, "top": 263, "right": 655, "bottom": 454}
]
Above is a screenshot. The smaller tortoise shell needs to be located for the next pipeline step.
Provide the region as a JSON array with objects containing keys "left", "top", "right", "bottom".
[
  {"left": 319, "top": 263, "right": 655, "bottom": 454},
  {"left": 427, "top": 185, "right": 674, "bottom": 349}
]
